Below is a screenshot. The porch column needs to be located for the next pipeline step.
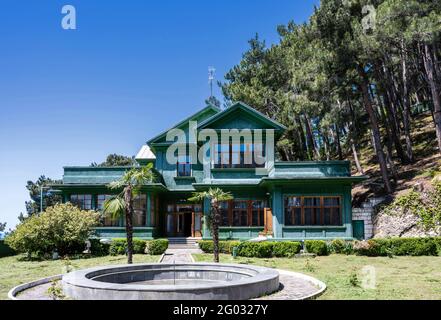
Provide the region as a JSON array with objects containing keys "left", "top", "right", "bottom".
[
  {"left": 344, "top": 185, "right": 353, "bottom": 238},
  {"left": 146, "top": 192, "right": 151, "bottom": 227},
  {"left": 272, "top": 187, "right": 283, "bottom": 239},
  {"left": 202, "top": 197, "right": 211, "bottom": 238}
]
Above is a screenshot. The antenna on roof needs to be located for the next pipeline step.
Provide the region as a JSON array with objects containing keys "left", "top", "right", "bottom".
[{"left": 208, "top": 66, "right": 216, "bottom": 98}]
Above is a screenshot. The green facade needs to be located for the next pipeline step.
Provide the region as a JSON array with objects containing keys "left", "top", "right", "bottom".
[{"left": 54, "top": 102, "right": 367, "bottom": 240}]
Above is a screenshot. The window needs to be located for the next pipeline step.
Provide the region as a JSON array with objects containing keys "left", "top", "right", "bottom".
[
  {"left": 284, "top": 196, "right": 342, "bottom": 226},
  {"left": 97, "top": 195, "right": 111, "bottom": 210},
  {"left": 70, "top": 194, "right": 92, "bottom": 210},
  {"left": 233, "top": 201, "right": 248, "bottom": 226},
  {"left": 324, "top": 197, "right": 341, "bottom": 226},
  {"left": 219, "top": 200, "right": 267, "bottom": 227},
  {"left": 251, "top": 200, "right": 265, "bottom": 227},
  {"left": 97, "top": 195, "right": 119, "bottom": 227},
  {"left": 177, "top": 155, "right": 191, "bottom": 177},
  {"left": 213, "top": 143, "right": 265, "bottom": 169},
  {"left": 132, "top": 195, "right": 147, "bottom": 227},
  {"left": 219, "top": 201, "right": 230, "bottom": 226},
  {"left": 304, "top": 197, "right": 321, "bottom": 225}
]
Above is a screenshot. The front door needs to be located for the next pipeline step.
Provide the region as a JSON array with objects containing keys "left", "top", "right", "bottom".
[{"left": 166, "top": 204, "right": 202, "bottom": 237}]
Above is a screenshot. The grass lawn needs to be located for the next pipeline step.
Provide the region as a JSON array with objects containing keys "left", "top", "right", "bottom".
[
  {"left": 2, "top": 253, "right": 440, "bottom": 300},
  {"left": 193, "top": 254, "right": 441, "bottom": 300},
  {"left": 0, "top": 254, "right": 160, "bottom": 300}
]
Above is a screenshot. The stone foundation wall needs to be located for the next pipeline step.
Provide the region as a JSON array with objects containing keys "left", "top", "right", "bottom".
[{"left": 352, "top": 208, "right": 374, "bottom": 239}]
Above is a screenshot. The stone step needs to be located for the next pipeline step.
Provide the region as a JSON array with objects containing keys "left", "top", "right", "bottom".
[
  {"left": 168, "top": 245, "right": 199, "bottom": 249},
  {"left": 167, "top": 238, "right": 200, "bottom": 249}
]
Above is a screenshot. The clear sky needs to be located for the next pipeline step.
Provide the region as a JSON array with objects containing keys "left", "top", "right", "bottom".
[{"left": 0, "top": 0, "right": 319, "bottom": 229}]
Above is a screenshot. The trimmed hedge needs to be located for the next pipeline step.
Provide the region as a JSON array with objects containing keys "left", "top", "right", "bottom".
[
  {"left": 145, "top": 239, "right": 169, "bottom": 255},
  {"left": 198, "top": 240, "right": 301, "bottom": 258},
  {"left": 327, "top": 239, "right": 354, "bottom": 255},
  {"left": 305, "top": 240, "right": 328, "bottom": 256},
  {"left": 237, "top": 242, "right": 274, "bottom": 258},
  {"left": 354, "top": 238, "right": 439, "bottom": 257},
  {"left": 0, "top": 240, "right": 15, "bottom": 257},
  {"left": 198, "top": 240, "right": 241, "bottom": 254},
  {"left": 272, "top": 241, "right": 302, "bottom": 257},
  {"left": 109, "top": 238, "right": 147, "bottom": 256},
  {"left": 89, "top": 239, "right": 111, "bottom": 257}
]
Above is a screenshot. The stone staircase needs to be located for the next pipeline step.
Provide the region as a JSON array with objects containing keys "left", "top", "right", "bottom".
[{"left": 168, "top": 237, "right": 201, "bottom": 249}]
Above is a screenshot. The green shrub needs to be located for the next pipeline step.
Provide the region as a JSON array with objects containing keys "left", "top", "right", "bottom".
[
  {"left": 328, "top": 239, "right": 344, "bottom": 254},
  {"left": 89, "top": 239, "right": 110, "bottom": 256},
  {"left": 198, "top": 240, "right": 214, "bottom": 253},
  {"left": 272, "top": 241, "right": 301, "bottom": 257},
  {"left": 388, "top": 238, "right": 438, "bottom": 256},
  {"left": 146, "top": 239, "right": 169, "bottom": 255},
  {"left": 305, "top": 240, "right": 328, "bottom": 256},
  {"left": 353, "top": 238, "right": 438, "bottom": 257},
  {"left": 5, "top": 203, "right": 99, "bottom": 256},
  {"left": 328, "top": 239, "right": 353, "bottom": 255},
  {"left": 220, "top": 241, "right": 241, "bottom": 254},
  {"left": 237, "top": 242, "right": 274, "bottom": 258},
  {"left": 353, "top": 240, "right": 387, "bottom": 256},
  {"left": 109, "top": 238, "right": 147, "bottom": 256},
  {"left": 0, "top": 240, "right": 15, "bottom": 257},
  {"left": 434, "top": 237, "right": 441, "bottom": 256},
  {"left": 198, "top": 240, "right": 240, "bottom": 254}
]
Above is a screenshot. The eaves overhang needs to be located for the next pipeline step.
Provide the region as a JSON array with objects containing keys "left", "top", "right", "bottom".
[{"left": 259, "top": 176, "right": 369, "bottom": 187}]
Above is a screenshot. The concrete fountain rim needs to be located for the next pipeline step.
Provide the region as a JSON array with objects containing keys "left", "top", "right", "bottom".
[
  {"left": 9, "top": 266, "right": 326, "bottom": 300},
  {"left": 62, "top": 262, "right": 279, "bottom": 292}
]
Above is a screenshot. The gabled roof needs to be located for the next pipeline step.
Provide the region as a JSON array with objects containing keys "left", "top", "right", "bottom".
[
  {"left": 135, "top": 145, "right": 156, "bottom": 160},
  {"left": 197, "top": 101, "right": 287, "bottom": 132},
  {"left": 147, "top": 104, "right": 221, "bottom": 145}
]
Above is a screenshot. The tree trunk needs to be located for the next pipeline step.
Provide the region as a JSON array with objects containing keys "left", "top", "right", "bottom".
[
  {"left": 373, "top": 68, "right": 409, "bottom": 164},
  {"left": 351, "top": 142, "right": 365, "bottom": 175},
  {"left": 323, "top": 131, "right": 330, "bottom": 160},
  {"left": 304, "top": 114, "right": 320, "bottom": 160},
  {"left": 401, "top": 41, "right": 415, "bottom": 163},
  {"left": 211, "top": 200, "right": 220, "bottom": 263},
  {"left": 334, "top": 125, "right": 343, "bottom": 160},
  {"left": 124, "top": 185, "right": 134, "bottom": 264},
  {"left": 379, "top": 105, "right": 399, "bottom": 183},
  {"left": 296, "top": 116, "right": 308, "bottom": 160},
  {"left": 423, "top": 43, "right": 441, "bottom": 153},
  {"left": 358, "top": 67, "right": 393, "bottom": 193}
]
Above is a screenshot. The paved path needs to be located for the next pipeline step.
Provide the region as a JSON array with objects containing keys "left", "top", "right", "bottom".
[
  {"left": 255, "top": 270, "right": 325, "bottom": 300},
  {"left": 160, "top": 248, "right": 202, "bottom": 263}
]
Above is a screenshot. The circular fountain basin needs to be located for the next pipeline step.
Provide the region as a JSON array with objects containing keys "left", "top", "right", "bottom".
[{"left": 62, "top": 263, "right": 280, "bottom": 300}]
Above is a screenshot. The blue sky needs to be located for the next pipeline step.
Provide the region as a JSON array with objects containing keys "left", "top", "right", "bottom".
[{"left": 0, "top": 0, "right": 319, "bottom": 229}]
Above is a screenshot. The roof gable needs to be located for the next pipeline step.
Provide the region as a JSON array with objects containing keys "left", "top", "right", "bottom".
[
  {"left": 147, "top": 104, "right": 220, "bottom": 145},
  {"left": 198, "top": 102, "right": 286, "bottom": 132}
]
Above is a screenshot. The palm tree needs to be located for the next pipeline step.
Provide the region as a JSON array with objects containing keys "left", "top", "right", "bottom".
[
  {"left": 103, "top": 164, "right": 155, "bottom": 264},
  {"left": 189, "top": 188, "right": 233, "bottom": 263}
]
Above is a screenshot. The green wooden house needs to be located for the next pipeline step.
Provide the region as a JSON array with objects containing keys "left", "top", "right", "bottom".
[{"left": 53, "top": 102, "right": 367, "bottom": 241}]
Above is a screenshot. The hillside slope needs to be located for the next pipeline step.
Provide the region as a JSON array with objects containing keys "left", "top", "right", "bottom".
[{"left": 351, "top": 112, "right": 440, "bottom": 205}]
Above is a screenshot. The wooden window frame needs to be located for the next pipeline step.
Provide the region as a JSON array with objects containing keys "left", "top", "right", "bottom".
[
  {"left": 177, "top": 155, "right": 192, "bottom": 177},
  {"left": 251, "top": 200, "right": 265, "bottom": 227},
  {"left": 284, "top": 196, "right": 342, "bottom": 226},
  {"left": 70, "top": 194, "right": 92, "bottom": 210},
  {"left": 213, "top": 143, "right": 266, "bottom": 169},
  {"left": 219, "top": 199, "right": 267, "bottom": 227}
]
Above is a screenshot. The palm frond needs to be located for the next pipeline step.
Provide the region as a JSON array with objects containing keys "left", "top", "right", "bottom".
[
  {"left": 188, "top": 188, "right": 233, "bottom": 203},
  {"left": 188, "top": 191, "right": 208, "bottom": 202},
  {"left": 102, "top": 196, "right": 125, "bottom": 220},
  {"left": 108, "top": 180, "right": 124, "bottom": 190}
]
